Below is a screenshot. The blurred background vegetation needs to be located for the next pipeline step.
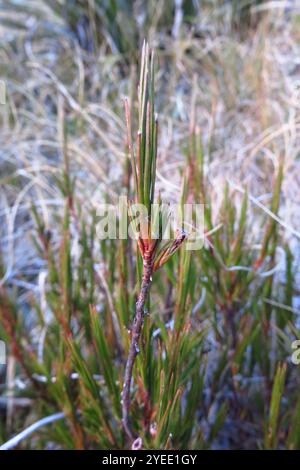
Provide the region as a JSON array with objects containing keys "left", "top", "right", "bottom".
[{"left": 1, "top": 0, "right": 300, "bottom": 450}]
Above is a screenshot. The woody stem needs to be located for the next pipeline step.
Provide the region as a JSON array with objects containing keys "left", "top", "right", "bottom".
[{"left": 122, "top": 257, "right": 153, "bottom": 442}]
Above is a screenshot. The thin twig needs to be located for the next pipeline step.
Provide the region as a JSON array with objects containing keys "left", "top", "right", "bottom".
[{"left": 122, "top": 257, "right": 153, "bottom": 442}]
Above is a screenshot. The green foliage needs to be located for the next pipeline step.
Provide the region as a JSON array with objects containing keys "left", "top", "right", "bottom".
[
  {"left": 264, "top": 363, "right": 287, "bottom": 450},
  {"left": 0, "top": 1, "right": 299, "bottom": 451}
]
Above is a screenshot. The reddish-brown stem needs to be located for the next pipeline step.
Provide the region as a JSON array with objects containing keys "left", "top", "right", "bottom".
[{"left": 122, "top": 257, "right": 153, "bottom": 442}]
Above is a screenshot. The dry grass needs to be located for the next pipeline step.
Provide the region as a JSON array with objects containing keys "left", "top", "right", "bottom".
[
  {"left": 1, "top": 1, "right": 300, "bottom": 449},
  {"left": 1, "top": 4, "right": 300, "bottom": 295}
]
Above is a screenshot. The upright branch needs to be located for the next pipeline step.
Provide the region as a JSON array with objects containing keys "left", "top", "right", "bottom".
[{"left": 122, "top": 42, "right": 187, "bottom": 443}]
